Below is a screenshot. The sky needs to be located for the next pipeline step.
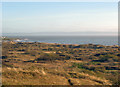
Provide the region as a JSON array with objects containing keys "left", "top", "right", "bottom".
[{"left": 2, "top": 2, "right": 118, "bottom": 34}]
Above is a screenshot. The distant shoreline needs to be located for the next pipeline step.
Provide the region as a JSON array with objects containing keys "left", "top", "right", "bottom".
[
  {"left": 2, "top": 36, "right": 118, "bottom": 46},
  {"left": 3, "top": 41, "right": 119, "bottom": 48}
]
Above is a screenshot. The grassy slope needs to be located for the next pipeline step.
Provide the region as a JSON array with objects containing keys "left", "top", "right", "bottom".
[{"left": 2, "top": 42, "right": 119, "bottom": 85}]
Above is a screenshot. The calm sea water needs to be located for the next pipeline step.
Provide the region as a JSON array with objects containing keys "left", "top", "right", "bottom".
[{"left": 8, "top": 36, "right": 118, "bottom": 46}]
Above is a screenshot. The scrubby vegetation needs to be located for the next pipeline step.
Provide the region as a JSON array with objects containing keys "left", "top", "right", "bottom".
[{"left": 2, "top": 41, "right": 119, "bottom": 85}]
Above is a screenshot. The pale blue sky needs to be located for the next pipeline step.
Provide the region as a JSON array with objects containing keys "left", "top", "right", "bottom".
[{"left": 2, "top": 2, "right": 118, "bottom": 33}]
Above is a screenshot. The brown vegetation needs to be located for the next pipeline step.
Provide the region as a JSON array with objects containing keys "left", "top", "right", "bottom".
[{"left": 2, "top": 41, "right": 119, "bottom": 85}]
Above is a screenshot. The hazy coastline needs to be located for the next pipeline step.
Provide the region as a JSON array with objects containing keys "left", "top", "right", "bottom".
[{"left": 2, "top": 35, "right": 118, "bottom": 46}]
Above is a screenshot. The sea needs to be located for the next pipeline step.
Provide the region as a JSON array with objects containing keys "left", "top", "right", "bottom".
[{"left": 7, "top": 36, "right": 118, "bottom": 46}]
